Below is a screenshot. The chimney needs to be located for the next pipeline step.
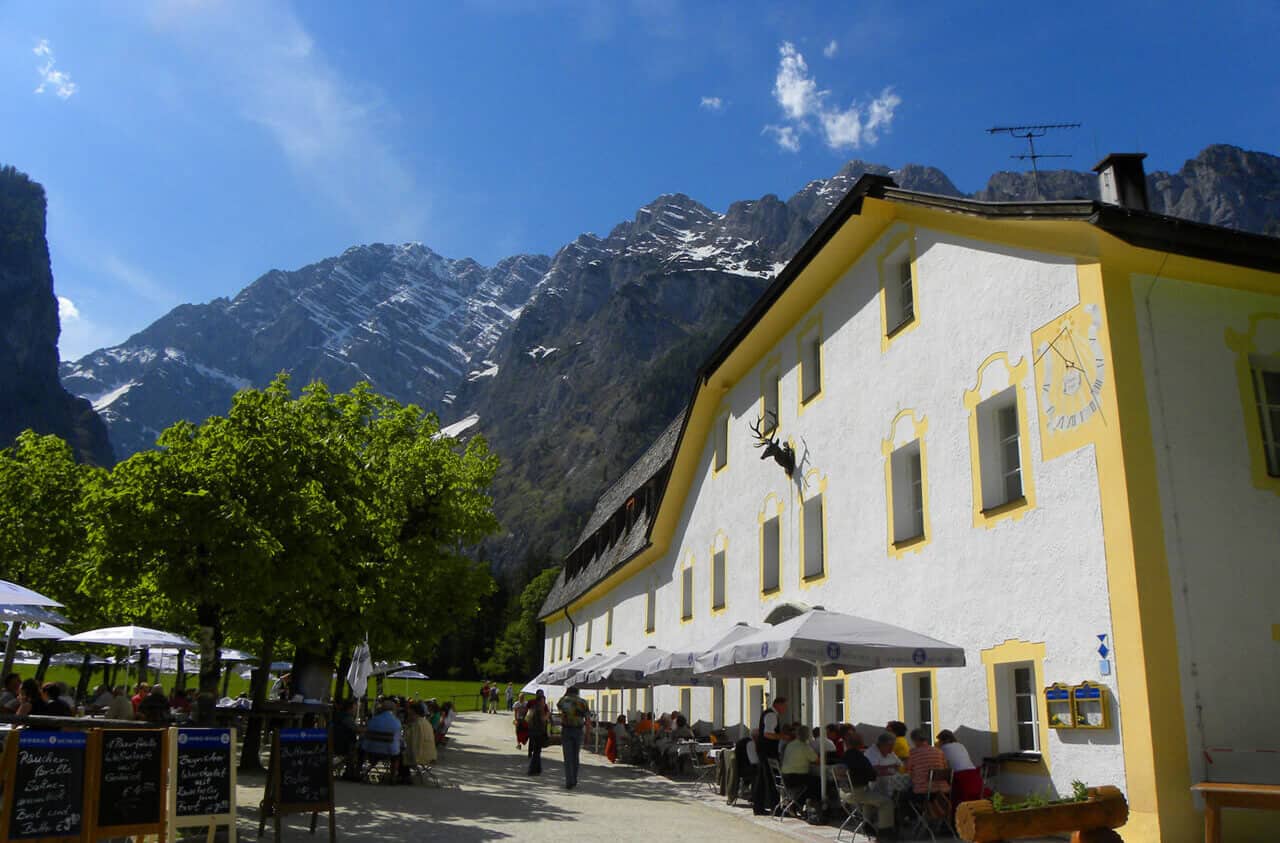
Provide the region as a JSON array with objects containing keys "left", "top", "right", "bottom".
[{"left": 1092, "top": 153, "right": 1149, "bottom": 211}]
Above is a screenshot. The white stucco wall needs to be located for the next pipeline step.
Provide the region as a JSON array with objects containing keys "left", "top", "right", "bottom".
[
  {"left": 547, "top": 224, "right": 1132, "bottom": 798},
  {"left": 1132, "top": 274, "right": 1280, "bottom": 786}
]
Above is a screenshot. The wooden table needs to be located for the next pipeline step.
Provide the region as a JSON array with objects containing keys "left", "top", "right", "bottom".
[{"left": 1191, "top": 781, "right": 1280, "bottom": 843}]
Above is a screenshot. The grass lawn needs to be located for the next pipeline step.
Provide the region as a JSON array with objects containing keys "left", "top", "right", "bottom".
[{"left": 25, "top": 665, "right": 526, "bottom": 713}]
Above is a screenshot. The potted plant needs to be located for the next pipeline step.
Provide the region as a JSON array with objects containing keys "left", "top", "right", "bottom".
[{"left": 956, "top": 782, "right": 1128, "bottom": 842}]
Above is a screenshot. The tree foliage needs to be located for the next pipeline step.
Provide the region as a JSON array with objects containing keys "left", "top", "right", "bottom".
[{"left": 476, "top": 565, "right": 559, "bottom": 680}]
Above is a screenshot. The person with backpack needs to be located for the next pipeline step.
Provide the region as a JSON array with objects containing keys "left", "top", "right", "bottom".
[
  {"left": 525, "top": 690, "right": 549, "bottom": 775},
  {"left": 556, "top": 686, "right": 592, "bottom": 789}
]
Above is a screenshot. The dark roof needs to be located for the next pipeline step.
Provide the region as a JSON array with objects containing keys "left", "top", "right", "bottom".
[
  {"left": 538, "top": 412, "right": 685, "bottom": 618},
  {"left": 539, "top": 175, "right": 1280, "bottom": 620}
]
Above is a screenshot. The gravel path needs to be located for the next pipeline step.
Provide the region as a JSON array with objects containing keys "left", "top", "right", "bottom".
[{"left": 227, "top": 712, "right": 806, "bottom": 841}]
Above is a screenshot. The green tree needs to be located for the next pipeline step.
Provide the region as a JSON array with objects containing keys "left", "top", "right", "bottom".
[{"left": 477, "top": 565, "right": 559, "bottom": 680}]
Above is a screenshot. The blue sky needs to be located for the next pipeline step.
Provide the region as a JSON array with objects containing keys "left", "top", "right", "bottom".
[{"left": 4, "top": 1, "right": 1277, "bottom": 359}]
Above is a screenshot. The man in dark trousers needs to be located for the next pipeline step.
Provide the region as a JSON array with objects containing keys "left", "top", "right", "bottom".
[{"left": 752, "top": 696, "right": 787, "bottom": 815}]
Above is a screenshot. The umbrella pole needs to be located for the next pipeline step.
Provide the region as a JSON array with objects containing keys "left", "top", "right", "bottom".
[
  {"left": 815, "top": 661, "right": 826, "bottom": 802},
  {"left": 0, "top": 622, "right": 22, "bottom": 679}
]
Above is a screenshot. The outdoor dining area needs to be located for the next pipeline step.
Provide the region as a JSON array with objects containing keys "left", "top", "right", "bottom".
[{"left": 525, "top": 603, "right": 976, "bottom": 840}]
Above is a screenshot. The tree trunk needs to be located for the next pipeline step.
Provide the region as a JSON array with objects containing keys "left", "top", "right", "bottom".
[
  {"left": 238, "top": 635, "right": 275, "bottom": 773},
  {"left": 194, "top": 605, "right": 223, "bottom": 727},
  {"left": 221, "top": 663, "right": 234, "bottom": 698},
  {"left": 74, "top": 654, "right": 94, "bottom": 703},
  {"left": 0, "top": 622, "right": 20, "bottom": 680},
  {"left": 175, "top": 649, "right": 187, "bottom": 692},
  {"left": 35, "top": 649, "right": 52, "bottom": 682},
  {"left": 333, "top": 649, "right": 352, "bottom": 704}
]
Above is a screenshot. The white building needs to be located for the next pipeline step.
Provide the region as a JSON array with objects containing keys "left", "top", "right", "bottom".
[{"left": 538, "top": 155, "right": 1280, "bottom": 842}]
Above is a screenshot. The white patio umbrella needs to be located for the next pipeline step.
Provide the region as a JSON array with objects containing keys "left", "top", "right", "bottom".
[
  {"left": 0, "top": 605, "right": 70, "bottom": 625},
  {"left": 0, "top": 580, "right": 62, "bottom": 607},
  {"left": 219, "top": 648, "right": 255, "bottom": 662},
  {"left": 575, "top": 651, "right": 632, "bottom": 690},
  {"left": 646, "top": 623, "right": 757, "bottom": 685},
  {"left": 542, "top": 652, "right": 613, "bottom": 687},
  {"left": 386, "top": 669, "right": 429, "bottom": 697},
  {"left": 695, "top": 609, "right": 966, "bottom": 799},
  {"left": 61, "top": 625, "right": 198, "bottom": 649},
  {"left": 19, "top": 623, "right": 68, "bottom": 641}
]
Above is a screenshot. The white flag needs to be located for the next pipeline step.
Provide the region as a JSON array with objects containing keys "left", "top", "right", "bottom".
[{"left": 347, "top": 639, "right": 373, "bottom": 698}]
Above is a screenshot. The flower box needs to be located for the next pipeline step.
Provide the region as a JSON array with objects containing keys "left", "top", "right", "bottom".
[{"left": 956, "top": 785, "right": 1128, "bottom": 842}]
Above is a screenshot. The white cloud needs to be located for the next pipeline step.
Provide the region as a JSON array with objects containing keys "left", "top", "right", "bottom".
[
  {"left": 823, "top": 40, "right": 838, "bottom": 58},
  {"left": 763, "top": 125, "right": 801, "bottom": 153},
  {"left": 33, "top": 39, "right": 78, "bottom": 99},
  {"left": 764, "top": 41, "right": 900, "bottom": 152},
  {"left": 772, "top": 42, "right": 820, "bottom": 122},
  {"left": 57, "top": 296, "right": 81, "bottom": 321},
  {"left": 699, "top": 96, "right": 723, "bottom": 112},
  {"left": 145, "top": 1, "right": 427, "bottom": 242}
]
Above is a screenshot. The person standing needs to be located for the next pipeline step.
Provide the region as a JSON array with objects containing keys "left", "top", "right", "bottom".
[
  {"left": 752, "top": 696, "right": 787, "bottom": 815},
  {"left": 556, "top": 685, "right": 592, "bottom": 789},
  {"left": 505, "top": 682, "right": 514, "bottom": 711},
  {"left": 526, "top": 690, "right": 549, "bottom": 775}
]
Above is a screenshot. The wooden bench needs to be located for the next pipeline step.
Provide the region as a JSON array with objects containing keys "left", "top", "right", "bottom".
[{"left": 1191, "top": 781, "right": 1280, "bottom": 843}]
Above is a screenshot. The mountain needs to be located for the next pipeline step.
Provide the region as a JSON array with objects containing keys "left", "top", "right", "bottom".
[
  {"left": 61, "top": 244, "right": 550, "bottom": 457},
  {"left": 60, "top": 144, "right": 1280, "bottom": 577},
  {"left": 0, "top": 166, "right": 113, "bottom": 465}
]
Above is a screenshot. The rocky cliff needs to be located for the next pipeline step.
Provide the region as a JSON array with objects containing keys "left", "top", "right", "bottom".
[{"left": 0, "top": 166, "right": 113, "bottom": 465}]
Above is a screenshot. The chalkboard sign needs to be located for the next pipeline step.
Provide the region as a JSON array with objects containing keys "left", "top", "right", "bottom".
[
  {"left": 174, "top": 728, "right": 233, "bottom": 817},
  {"left": 278, "top": 729, "right": 332, "bottom": 807},
  {"left": 95, "top": 729, "right": 165, "bottom": 831},
  {"left": 5, "top": 730, "right": 87, "bottom": 841}
]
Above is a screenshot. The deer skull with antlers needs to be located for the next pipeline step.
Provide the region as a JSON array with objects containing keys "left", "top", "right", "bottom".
[{"left": 749, "top": 411, "right": 796, "bottom": 477}]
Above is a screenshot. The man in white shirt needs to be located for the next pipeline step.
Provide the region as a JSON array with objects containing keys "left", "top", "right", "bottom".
[
  {"left": 752, "top": 696, "right": 788, "bottom": 815},
  {"left": 864, "top": 731, "right": 903, "bottom": 775}
]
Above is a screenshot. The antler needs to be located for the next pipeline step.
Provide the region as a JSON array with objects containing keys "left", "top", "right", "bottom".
[{"left": 748, "top": 411, "right": 780, "bottom": 448}]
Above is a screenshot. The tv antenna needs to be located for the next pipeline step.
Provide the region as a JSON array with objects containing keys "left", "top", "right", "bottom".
[{"left": 987, "top": 123, "right": 1081, "bottom": 199}]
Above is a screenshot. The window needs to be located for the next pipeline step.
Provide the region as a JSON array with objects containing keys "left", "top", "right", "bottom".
[
  {"left": 891, "top": 441, "right": 926, "bottom": 542},
  {"left": 679, "top": 687, "right": 692, "bottom": 720},
  {"left": 802, "top": 492, "right": 825, "bottom": 580},
  {"left": 747, "top": 682, "right": 766, "bottom": 724},
  {"left": 902, "top": 672, "right": 934, "bottom": 743},
  {"left": 1252, "top": 364, "right": 1280, "bottom": 476},
  {"left": 761, "top": 514, "right": 781, "bottom": 593},
  {"left": 829, "top": 679, "right": 846, "bottom": 722},
  {"left": 645, "top": 581, "right": 656, "bottom": 633},
  {"left": 762, "top": 367, "right": 780, "bottom": 432},
  {"left": 977, "top": 388, "right": 1024, "bottom": 510},
  {"left": 605, "top": 607, "right": 613, "bottom": 646},
  {"left": 714, "top": 413, "right": 729, "bottom": 472},
  {"left": 886, "top": 256, "right": 915, "bottom": 333},
  {"left": 713, "top": 682, "right": 725, "bottom": 729},
  {"left": 712, "top": 549, "right": 726, "bottom": 610},
  {"left": 585, "top": 618, "right": 593, "bottom": 652},
  {"left": 681, "top": 561, "right": 694, "bottom": 621},
  {"left": 800, "top": 328, "right": 822, "bottom": 403},
  {"left": 1012, "top": 665, "right": 1039, "bottom": 752}
]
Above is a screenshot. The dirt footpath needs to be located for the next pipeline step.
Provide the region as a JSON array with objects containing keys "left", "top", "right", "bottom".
[{"left": 228, "top": 711, "right": 801, "bottom": 841}]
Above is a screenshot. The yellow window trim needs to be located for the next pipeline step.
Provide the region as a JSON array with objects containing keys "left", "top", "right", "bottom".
[
  {"left": 882, "top": 409, "right": 932, "bottom": 558},
  {"left": 1226, "top": 312, "right": 1280, "bottom": 496},
  {"left": 712, "top": 408, "right": 731, "bottom": 477},
  {"left": 758, "top": 493, "right": 786, "bottom": 600},
  {"left": 877, "top": 226, "right": 921, "bottom": 351},
  {"left": 963, "top": 352, "right": 1037, "bottom": 528},
  {"left": 759, "top": 354, "right": 782, "bottom": 433},
  {"left": 796, "top": 314, "right": 825, "bottom": 414},
  {"left": 743, "top": 678, "right": 770, "bottom": 724},
  {"left": 980, "top": 638, "right": 1051, "bottom": 775},
  {"left": 710, "top": 531, "right": 729, "bottom": 615},
  {"left": 680, "top": 551, "right": 695, "bottom": 624},
  {"left": 798, "top": 469, "right": 828, "bottom": 589},
  {"left": 894, "top": 667, "right": 939, "bottom": 736}
]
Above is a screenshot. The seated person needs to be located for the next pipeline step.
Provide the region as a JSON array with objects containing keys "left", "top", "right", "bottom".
[
  {"left": 671, "top": 715, "right": 694, "bottom": 740},
  {"left": 169, "top": 688, "right": 192, "bottom": 714},
  {"left": 779, "top": 725, "right": 820, "bottom": 806},
  {"left": 0, "top": 673, "right": 22, "bottom": 713},
  {"left": 865, "top": 732, "right": 904, "bottom": 776},
  {"left": 634, "top": 712, "right": 655, "bottom": 735},
  {"left": 43, "top": 682, "right": 73, "bottom": 717},
  {"left": 361, "top": 700, "right": 404, "bottom": 779},
  {"left": 107, "top": 685, "right": 136, "bottom": 720},
  {"left": 937, "top": 729, "right": 981, "bottom": 805},
  {"left": 399, "top": 701, "right": 437, "bottom": 782},
  {"left": 825, "top": 723, "right": 845, "bottom": 756},
  {"left": 839, "top": 730, "right": 895, "bottom": 834},
  {"left": 811, "top": 724, "right": 838, "bottom": 759},
  {"left": 906, "top": 728, "right": 949, "bottom": 794},
  {"left": 138, "top": 685, "right": 171, "bottom": 723},
  {"left": 731, "top": 733, "right": 758, "bottom": 801},
  {"left": 332, "top": 698, "right": 360, "bottom": 779},
  {"left": 90, "top": 684, "right": 115, "bottom": 711},
  {"left": 887, "top": 720, "right": 911, "bottom": 763}
]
